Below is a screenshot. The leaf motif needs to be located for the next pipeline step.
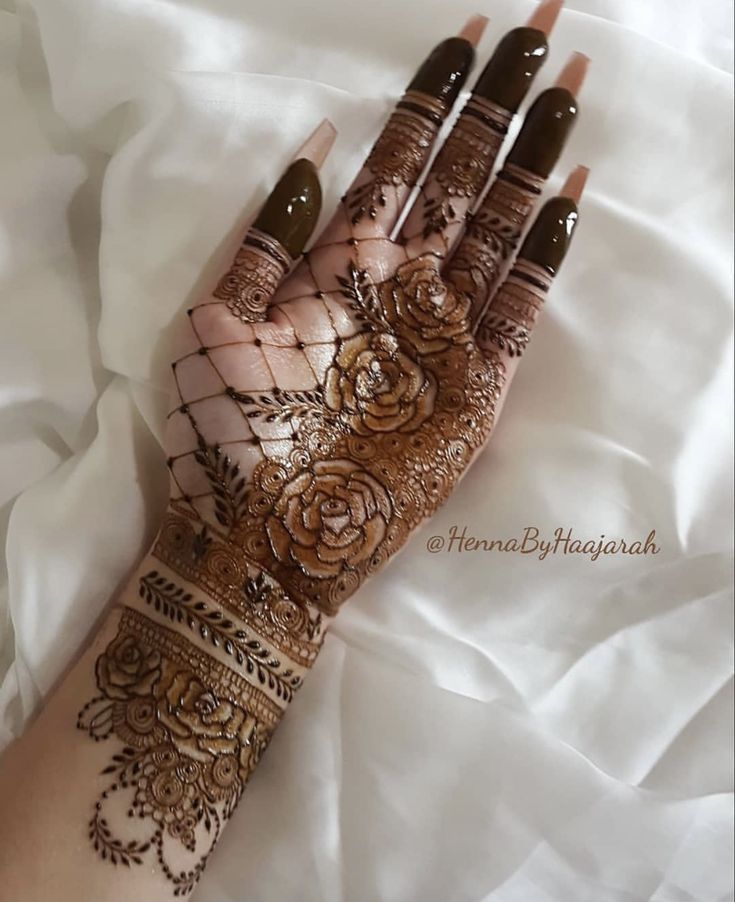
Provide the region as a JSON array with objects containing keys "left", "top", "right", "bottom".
[{"left": 193, "top": 439, "right": 249, "bottom": 529}]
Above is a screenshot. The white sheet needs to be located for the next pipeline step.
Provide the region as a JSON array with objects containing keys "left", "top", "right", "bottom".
[{"left": 1, "top": 1, "right": 733, "bottom": 900}]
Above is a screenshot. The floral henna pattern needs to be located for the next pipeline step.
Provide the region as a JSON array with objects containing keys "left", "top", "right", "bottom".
[
  {"left": 78, "top": 609, "right": 277, "bottom": 894},
  {"left": 324, "top": 332, "right": 436, "bottom": 433},
  {"left": 80, "top": 246, "right": 502, "bottom": 892},
  {"left": 418, "top": 99, "right": 510, "bottom": 240},
  {"left": 343, "top": 92, "right": 441, "bottom": 224},
  {"left": 448, "top": 163, "right": 545, "bottom": 317},
  {"left": 266, "top": 460, "right": 392, "bottom": 579},
  {"left": 385, "top": 256, "right": 471, "bottom": 353},
  {"left": 212, "top": 229, "right": 291, "bottom": 322}
]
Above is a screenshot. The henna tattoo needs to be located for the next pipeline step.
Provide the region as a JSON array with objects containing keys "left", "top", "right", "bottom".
[
  {"left": 343, "top": 92, "right": 441, "bottom": 224},
  {"left": 81, "top": 146, "right": 511, "bottom": 895},
  {"left": 212, "top": 229, "right": 291, "bottom": 322},
  {"left": 192, "top": 437, "right": 249, "bottom": 530},
  {"left": 476, "top": 259, "right": 551, "bottom": 357},
  {"left": 78, "top": 608, "right": 280, "bottom": 894},
  {"left": 447, "top": 163, "right": 545, "bottom": 319},
  {"left": 418, "top": 98, "right": 511, "bottom": 240}
]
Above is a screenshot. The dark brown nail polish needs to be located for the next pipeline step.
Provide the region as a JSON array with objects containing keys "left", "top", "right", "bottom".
[
  {"left": 520, "top": 196, "right": 579, "bottom": 273},
  {"left": 506, "top": 87, "right": 578, "bottom": 178},
  {"left": 472, "top": 27, "right": 549, "bottom": 113},
  {"left": 253, "top": 157, "right": 322, "bottom": 258},
  {"left": 407, "top": 36, "right": 475, "bottom": 108}
]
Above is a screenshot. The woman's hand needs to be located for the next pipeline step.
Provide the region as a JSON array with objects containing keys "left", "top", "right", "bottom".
[
  {"left": 163, "top": 5, "right": 588, "bottom": 620},
  {"left": 0, "top": 8, "right": 591, "bottom": 901}
]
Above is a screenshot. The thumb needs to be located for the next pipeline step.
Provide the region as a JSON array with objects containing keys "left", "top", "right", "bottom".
[{"left": 209, "top": 118, "right": 336, "bottom": 323}]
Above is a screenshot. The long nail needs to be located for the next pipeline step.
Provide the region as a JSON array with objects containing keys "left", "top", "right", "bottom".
[
  {"left": 505, "top": 55, "right": 589, "bottom": 178},
  {"left": 555, "top": 52, "right": 590, "bottom": 96},
  {"left": 526, "top": 0, "right": 564, "bottom": 35},
  {"left": 560, "top": 164, "right": 589, "bottom": 203},
  {"left": 518, "top": 174, "right": 587, "bottom": 275},
  {"left": 459, "top": 13, "right": 490, "bottom": 47},
  {"left": 292, "top": 118, "right": 337, "bottom": 169},
  {"left": 407, "top": 23, "right": 478, "bottom": 109}
]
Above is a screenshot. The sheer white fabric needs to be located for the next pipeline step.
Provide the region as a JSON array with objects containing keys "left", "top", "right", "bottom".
[{"left": 0, "top": 1, "right": 732, "bottom": 899}]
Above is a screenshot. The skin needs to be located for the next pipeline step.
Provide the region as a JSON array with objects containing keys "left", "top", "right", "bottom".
[{"left": 0, "top": 14, "right": 586, "bottom": 902}]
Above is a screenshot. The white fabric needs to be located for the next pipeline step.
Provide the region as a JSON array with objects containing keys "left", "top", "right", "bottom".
[{"left": 1, "top": 0, "right": 733, "bottom": 899}]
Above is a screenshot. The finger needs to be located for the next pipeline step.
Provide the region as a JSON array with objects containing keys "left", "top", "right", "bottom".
[
  {"left": 400, "top": 0, "right": 563, "bottom": 258},
  {"left": 313, "top": 17, "right": 483, "bottom": 250},
  {"left": 203, "top": 119, "right": 336, "bottom": 324},
  {"left": 446, "top": 52, "right": 589, "bottom": 325},
  {"left": 476, "top": 165, "right": 587, "bottom": 380}
]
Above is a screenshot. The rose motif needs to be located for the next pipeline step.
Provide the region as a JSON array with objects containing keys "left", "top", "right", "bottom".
[
  {"left": 324, "top": 332, "right": 435, "bottom": 434},
  {"left": 96, "top": 634, "right": 161, "bottom": 701},
  {"left": 266, "top": 459, "right": 392, "bottom": 580},
  {"left": 385, "top": 256, "right": 471, "bottom": 353},
  {"left": 157, "top": 665, "right": 255, "bottom": 777}
]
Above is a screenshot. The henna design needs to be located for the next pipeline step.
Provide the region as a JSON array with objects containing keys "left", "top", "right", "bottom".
[
  {"left": 417, "top": 98, "right": 511, "bottom": 240},
  {"left": 337, "top": 260, "right": 385, "bottom": 323},
  {"left": 447, "top": 163, "right": 545, "bottom": 318},
  {"left": 324, "top": 332, "right": 436, "bottom": 434},
  {"left": 192, "top": 438, "right": 249, "bottom": 530},
  {"left": 81, "top": 179, "right": 508, "bottom": 896},
  {"left": 78, "top": 608, "right": 280, "bottom": 894},
  {"left": 476, "top": 259, "right": 551, "bottom": 358},
  {"left": 343, "top": 92, "right": 442, "bottom": 224},
  {"left": 212, "top": 229, "right": 291, "bottom": 322}
]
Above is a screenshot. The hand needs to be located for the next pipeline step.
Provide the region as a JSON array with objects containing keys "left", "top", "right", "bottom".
[
  {"left": 73, "top": 6, "right": 590, "bottom": 894},
  {"left": 162, "top": 6, "right": 589, "bottom": 619}
]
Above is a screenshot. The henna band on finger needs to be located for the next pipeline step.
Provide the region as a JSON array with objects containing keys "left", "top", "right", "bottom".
[
  {"left": 213, "top": 229, "right": 292, "bottom": 322},
  {"left": 448, "top": 59, "right": 585, "bottom": 322},
  {"left": 342, "top": 34, "right": 475, "bottom": 227},
  {"left": 401, "top": 19, "right": 553, "bottom": 251},
  {"left": 212, "top": 157, "right": 322, "bottom": 322},
  {"left": 477, "top": 192, "right": 581, "bottom": 358}
]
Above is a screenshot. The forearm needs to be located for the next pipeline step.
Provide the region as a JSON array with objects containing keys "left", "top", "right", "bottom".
[{"left": 0, "top": 511, "right": 326, "bottom": 902}]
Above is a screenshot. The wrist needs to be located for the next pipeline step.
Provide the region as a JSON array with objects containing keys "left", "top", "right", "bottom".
[
  {"left": 75, "top": 507, "right": 328, "bottom": 892},
  {"left": 118, "top": 507, "right": 328, "bottom": 705}
]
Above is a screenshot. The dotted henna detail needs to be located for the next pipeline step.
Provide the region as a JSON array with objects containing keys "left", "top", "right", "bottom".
[
  {"left": 343, "top": 91, "right": 442, "bottom": 224},
  {"left": 417, "top": 97, "right": 511, "bottom": 240}
]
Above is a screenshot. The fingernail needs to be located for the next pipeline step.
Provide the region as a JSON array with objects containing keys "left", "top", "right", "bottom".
[
  {"left": 505, "top": 83, "right": 581, "bottom": 178},
  {"left": 526, "top": 0, "right": 564, "bottom": 36},
  {"left": 458, "top": 13, "right": 489, "bottom": 47},
  {"left": 555, "top": 52, "right": 590, "bottom": 95},
  {"left": 560, "top": 164, "right": 589, "bottom": 203},
  {"left": 519, "top": 195, "right": 580, "bottom": 274},
  {"left": 471, "top": 26, "right": 550, "bottom": 113},
  {"left": 253, "top": 158, "right": 322, "bottom": 259},
  {"left": 292, "top": 118, "right": 337, "bottom": 169},
  {"left": 407, "top": 32, "right": 476, "bottom": 109}
]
